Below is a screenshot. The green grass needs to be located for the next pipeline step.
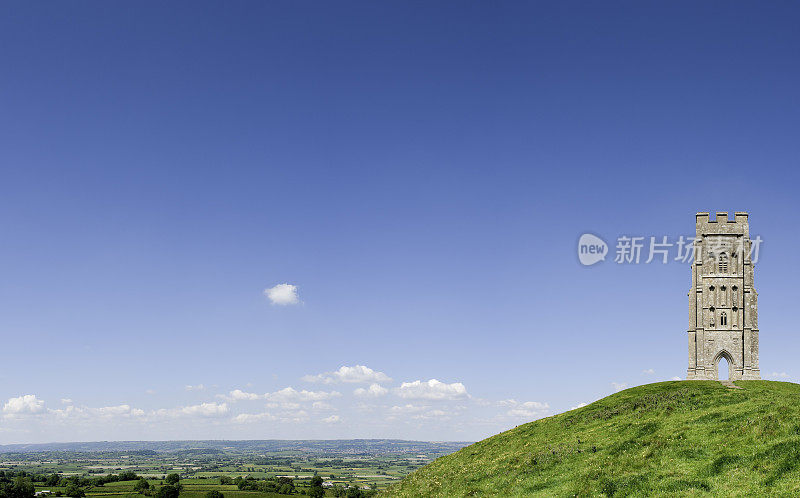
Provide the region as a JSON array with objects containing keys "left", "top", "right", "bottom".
[{"left": 384, "top": 381, "right": 800, "bottom": 497}]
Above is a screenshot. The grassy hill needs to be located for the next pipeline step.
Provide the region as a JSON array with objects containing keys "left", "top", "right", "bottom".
[{"left": 384, "top": 381, "right": 800, "bottom": 497}]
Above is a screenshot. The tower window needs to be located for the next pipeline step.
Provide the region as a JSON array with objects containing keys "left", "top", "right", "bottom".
[
  {"left": 709, "top": 285, "right": 715, "bottom": 291},
  {"left": 720, "top": 312, "right": 727, "bottom": 326},
  {"left": 718, "top": 253, "right": 729, "bottom": 273},
  {"left": 721, "top": 285, "right": 726, "bottom": 291},
  {"left": 709, "top": 306, "right": 715, "bottom": 312}
]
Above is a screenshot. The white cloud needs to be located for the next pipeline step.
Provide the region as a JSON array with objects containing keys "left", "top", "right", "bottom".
[
  {"left": 390, "top": 404, "right": 429, "bottom": 414},
  {"left": 50, "top": 406, "right": 83, "bottom": 418},
  {"left": 266, "top": 401, "right": 301, "bottom": 410},
  {"left": 265, "top": 387, "right": 341, "bottom": 402},
  {"left": 49, "top": 404, "right": 146, "bottom": 420},
  {"left": 302, "top": 365, "right": 391, "bottom": 384},
  {"left": 412, "top": 409, "right": 450, "bottom": 420},
  {"left": 279, "top": 410, "right": 309, "bottom": 423},
  {"left": 322, "top": 415, "right": 341, "bottom": 424},
  {"left": 3, "top": 395, "right": 45, "bottom": 415},
  {"left": 311, "top": 401, "right": 335, "bottom": 411},
  {"left": 227, "top": 389, "right": 263, "bottom": 401},
  {"left": 181, "top": 402, "right": 228, "bottom": 417},
  {"left": 499, "top": 399, "right": 550, "bottom": 418},
  {"left": 354, "top": 383, "right": 388, "bottom": 397},
  {"left": 570, "top": 402, "right": 588, "bottom": 410},
  {"left": 60, "top": 398, "right": 73, "bottom": 404},
  {"left": 155, "top": 402, "right": 229, "bottom": 418},
  {"left": 386, "top": 404, "right": 430, "bottom": 421},
  {"left": 396, "top": 379, "right": 468, "bottom": 400},
  {"left": 95, "top": 405, "right": 134, "bottom": 416},
  {"left": 771, "top": 372, "right": 789, "bottom": 378},
  {"left": 264, "top": 283, "right": 300, "bottom": 306},
  {"left": 222, "top": 387, "right": 341, "bottom": 406},
  {"left": 612, "top": 382, "right": 628, "bottom": 392},
  {"left": 392, "top": 404, "right": 426, "bottom": 412},
  {"left": 670, "top": 376, "right": 682, "bottom": 381},
  {"left": 642, "top": 369, "right": 655, "bottom": 375},
  {"left": 232, "top": 412, "right": 276, "bottom": 424},
  {"left": 185, "top": 384, "right": 206, "bottom": 391}
]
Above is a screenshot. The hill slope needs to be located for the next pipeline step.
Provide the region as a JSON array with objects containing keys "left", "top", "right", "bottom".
[{"left": 384, "top": 381, "right": 800, "bottom": 497}]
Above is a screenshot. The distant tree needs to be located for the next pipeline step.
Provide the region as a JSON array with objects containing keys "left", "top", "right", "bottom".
[
  {"left": 155, "top": 485, "right": 180, "bottom": 498},
  {"left": 64, "top": 484, "right": 85, "bottom": 498},
  {"left": 308, "top": 476, "right": 324, "bottom": 498},
  {"left": 218, "top": 477, "right": 232, "bottom": 485},
  {"left": 134, "top": 478, "right": 151, "bottom": 494},
  {"left": 118, "top": 472, "right": 139, "bottom": 482},
  {"left": 45, "top": 474, "right": 61, "bottom": 487},
  {"left": 164, "top": 474, "right": 180, "bottom": 486},
  {"left": 0, "top": 476, "right": 35, "bottom": 498},
  {"left": 204, "top": 491, "right": 223, "bottom": 498},
  {"left": 330, "top": 485, "right": 346, "bottom": 498}
]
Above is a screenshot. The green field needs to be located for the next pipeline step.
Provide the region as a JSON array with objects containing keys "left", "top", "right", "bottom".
[
  {"left": 1, "top": 440, "right": 467, "bottom": 497},
  {"left": 384, "top": 381, "right": 800, "bottom": 497},
  {"left": 34, "top": 481, "right": 287, "bottom": 498}
]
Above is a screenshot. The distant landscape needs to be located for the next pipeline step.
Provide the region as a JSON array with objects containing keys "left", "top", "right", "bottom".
[{"left": 0, "top": 440, "right": 469, "bottom": 497}]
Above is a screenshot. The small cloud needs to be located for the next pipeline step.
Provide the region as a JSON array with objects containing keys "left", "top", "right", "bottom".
[
  {"left": 311, "top": 401, "right": 335, "bottom": 411},
  {"left": 50, "top": 404, "right": 146, "bottom": 420},
  {"left": 395, "top": 379, "right": 468, "bottom": 400},
  {"left": 266, "top": 401, "right": 301, "bottom": 410},
  {"left": 223, "top": 387, "right": 341, "bottom": 404},
  {"left": 670, "top": 376, "right": 682, "bottom": 381},
  {"left": 570, "top": 402, "right": 588, "bottom": 410},
  {"left": 771, "top": 372, "right": 789, "bottom": 378},
  {"left": 390, "top": 404, "right": 429, "bottom": 413},
  {"left": 226, "top": 389, "right": 263, "bottom": 401},
  {"left": 612, "top": 382, "right": 628, "bottom": 392},
  {"left": 499, "top": 399, "right": 550, "bottom": 418},
  {"left": 279, "top": 410, "right": 310, "bottom": 423},
  {"left": 3, "top": 395, "right": 45, "bottom": 415},
  {"left": 154, "top": 402, "right": 229, "bottom": 418},
  {"left": 302, "top": 365, "right": 392, "bottom": 384},
  {"left": 410, "top": 409, "right": 453, "bottom": 421},
  {"left": 264, "top": 283, "right": 300, "bottom": 306},
  {"left": 232, "top": 412, "right": 276, "bottom": 424},
  {"left": 321, "top": 415, "right": 341, "bottom": 424},
  {"left": 60, "top": 398, "right": 73, "bottom": 404},
  {"left": 145, "top": 389, "right": 156, "bottom": 395},
  {"left": 353, "top": 384, "right": 389, "bottom": 398},
  {"left": 265, "top": 387, "right": 342, "bottom": 402},
  {"left": 642, "top": 369, "right": 655, "bottom": 375},
  {"left": 179, "top": 402, "right": 228, "bottom": 417},
  {"left": 185, "top": 384, "right": 206, "bottom": 391}
]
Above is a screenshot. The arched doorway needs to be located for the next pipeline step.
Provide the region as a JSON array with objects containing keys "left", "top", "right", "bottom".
[{"left": 715, "top": 351, "right": 734, "bottom": 381}]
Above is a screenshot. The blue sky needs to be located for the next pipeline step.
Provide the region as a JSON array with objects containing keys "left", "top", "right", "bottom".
[{"left": 1, "top": 1, "right": 799, "bottom": 443}]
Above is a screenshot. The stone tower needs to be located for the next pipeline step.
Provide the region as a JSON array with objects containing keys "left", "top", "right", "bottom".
[{"left": 687, "top": 212, "right": 760, "bottom": 380}]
